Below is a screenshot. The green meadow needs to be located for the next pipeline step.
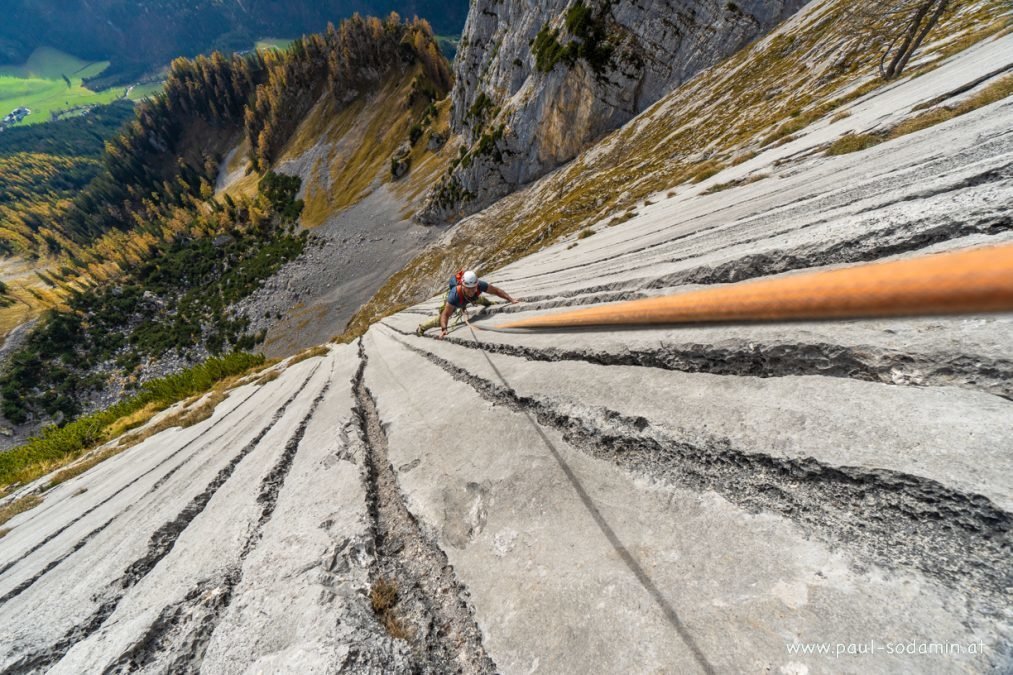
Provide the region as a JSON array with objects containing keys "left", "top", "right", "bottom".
[
  {"left": 435, "top": 35, "right": 460, "bottom": 60},
  {"left": 0, "top": 46, "right": 104, "bottom": 80},
  {"left": 255, "top": 38, "right": 293, "bottom": 51},
  {"left": 0, "top": 47, "right": 160, "bottom": 126}
]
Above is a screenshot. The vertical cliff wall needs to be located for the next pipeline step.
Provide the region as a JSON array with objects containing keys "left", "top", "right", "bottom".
[{"left": 417, "top": 0, "right": 807, "bottom": 223}]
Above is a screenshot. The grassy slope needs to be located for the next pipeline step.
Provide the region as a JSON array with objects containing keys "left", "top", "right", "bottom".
[
  {"left": 265, "top": 64, "right": 453, "bottom": 228},
  {"left": 0, "top": 259, "right": 63, "bottom": 337},
  {"left": 0, "top": 352, "right": 268, "bottom": 495},
  {"left": 342, "top": 0, "right": 1011, "bottom": 338},
  {"left": 0, "top": 351, "right": 283, "bottom": 538}
]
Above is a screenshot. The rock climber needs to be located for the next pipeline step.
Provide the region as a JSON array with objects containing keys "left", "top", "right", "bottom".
[{"left": 416, "top": 269, "right": 519, "bottom": 338}]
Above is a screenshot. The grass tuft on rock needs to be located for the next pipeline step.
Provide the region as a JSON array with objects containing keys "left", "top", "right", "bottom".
[
  {"left": 0, "top": 494, "right": 42, "bottom": 529},
  {"left": 702, "top": 173, "right": 768, "bottom": 194},
  {"left": 288, "top": 345, "right": 330, "bottom": 366},
  {"left": 370, "top": 577, "right": 410, "bottom": 640},
  {"left": 826, "top": 132, "right": 884, "bottom": 155},
  {"left": 890, "top": 73, "right": 1013, "bottom": 139},
  {"left": 690, "top": 160, "right": 726, "bottom": 183},
  {"left": 254, "top": 370, "right": 282, "bottom": 386},
  {"left": 825, "top": 73, "right": 1013, "bottom": 157}
]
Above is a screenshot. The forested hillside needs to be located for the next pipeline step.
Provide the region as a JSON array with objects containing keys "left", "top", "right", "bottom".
[
  {"left": 0, "top": 50, "right": 268, "bottom": 259},
  {"left": 0, "top": 0, "right": 467, "bottom": 87},
  {"left": 2, "top": 15, "right": 450, "bottom": 260},
  {"left": 245, "top": 16, "right": 450, "bottom": 172},
  {"left": 0, "top": 15, "right": 453, "bottom": 443},
  {"left": 0, "top": 102, "right": 134, "bottom": 255},
  {"left": 0, "top": 172, "right": 307, "bottom": 426}
]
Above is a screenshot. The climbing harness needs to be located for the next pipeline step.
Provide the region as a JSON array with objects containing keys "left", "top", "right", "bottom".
[
  {"left": 490, "top": 243, "right": 1013, "bottom": 331},
  {"left": 450, "top": 307, "right": 470, "bottom": 329}
]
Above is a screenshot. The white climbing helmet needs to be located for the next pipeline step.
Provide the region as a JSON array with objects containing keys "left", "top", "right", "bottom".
[{"left": 462, "top": 270, "right": 479, "bottom": 288}]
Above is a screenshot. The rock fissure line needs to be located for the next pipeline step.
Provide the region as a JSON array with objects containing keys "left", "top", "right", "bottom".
[
  {"left": 644, "top": 211, "right": 1012, "bottom": 289},
  {"left": 504, "top": 206, "right": 1012, "bottom": 307},
  {"left": 852, "top": 164, "right": 1013, "bottom": 216},
  {"left": 0, "top": 385, "right": 265, "bottom": 582},
  {"left": 352, "top": 340, "right": 496, "bottom": 675},
  {"left": 489, "top": 289, "right": 647, "bottom": 313},
  {"left": 2, "top": 368, "right": 319, "bottom": 675},
  {"left": 119, "top": 366, "right": 320, "bottom": 590},
  {"left": 498, "top": 148, "right": 1012, "bottom": 287},
  {"left": 386, "top": 323, "right": 1012, "bottom": 400},
  {"left": 146, "top": 388, "right": 268, "bottom": 494},
  {"left": 401, "top": 340, "right": 1012, "bottom": 610},
  {"left": 109, "top": 367, "right": 335, "bottom": 675},
  {"left": 0, "top": 520, "right": 114, "bottom": 608}
]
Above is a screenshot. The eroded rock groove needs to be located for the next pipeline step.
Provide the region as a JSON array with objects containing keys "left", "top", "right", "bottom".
[
  {"left": 109, "top": 368, "right": 334, "bottom": 674},
  {"left": 387, "top": 323, "right": 1013, "bottom": 400},
  {"left": 2, "top": 368, "right": 318, "bottom": 674},
  {"left": 402, "top": 339, "right": 1012, "bottom": 613},
  {"left": 0, "top": 385, "right": 266, "bottom": 598},
  {"left": 503, "top": 206, "right": 1012, "bottom": 308},
  {"left": 353, "top": 340, "right": 496, "bottom": 674},
  {"left": 645, "top": 212, "right": 1012, "bottom": 290}
]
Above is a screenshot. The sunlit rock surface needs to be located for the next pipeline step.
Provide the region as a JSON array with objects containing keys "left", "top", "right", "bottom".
[
  {"left": 418, "top": 0, "right": 806, "bottom": 222},
  {"left": 1, "top": 32, "right": 1011, "bottom": 675}
]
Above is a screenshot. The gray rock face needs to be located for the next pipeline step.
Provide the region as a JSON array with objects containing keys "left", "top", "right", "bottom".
[
  {"left": 1, "top": 78, "right": 1010, "bottom": 671},
  {"left": 426, "top": 130, "right": 447, "bottom": 151},
  {"left": 391, "top": 142, "right": 411, "bottom": 179},
  {"left": 417, "top": 0, "right": 807, "bottom": 223}
]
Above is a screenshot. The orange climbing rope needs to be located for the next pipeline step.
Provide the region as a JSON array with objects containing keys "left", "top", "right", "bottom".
[{"left": 498, "top": 243, "right": 1013, "bottom": 330}]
